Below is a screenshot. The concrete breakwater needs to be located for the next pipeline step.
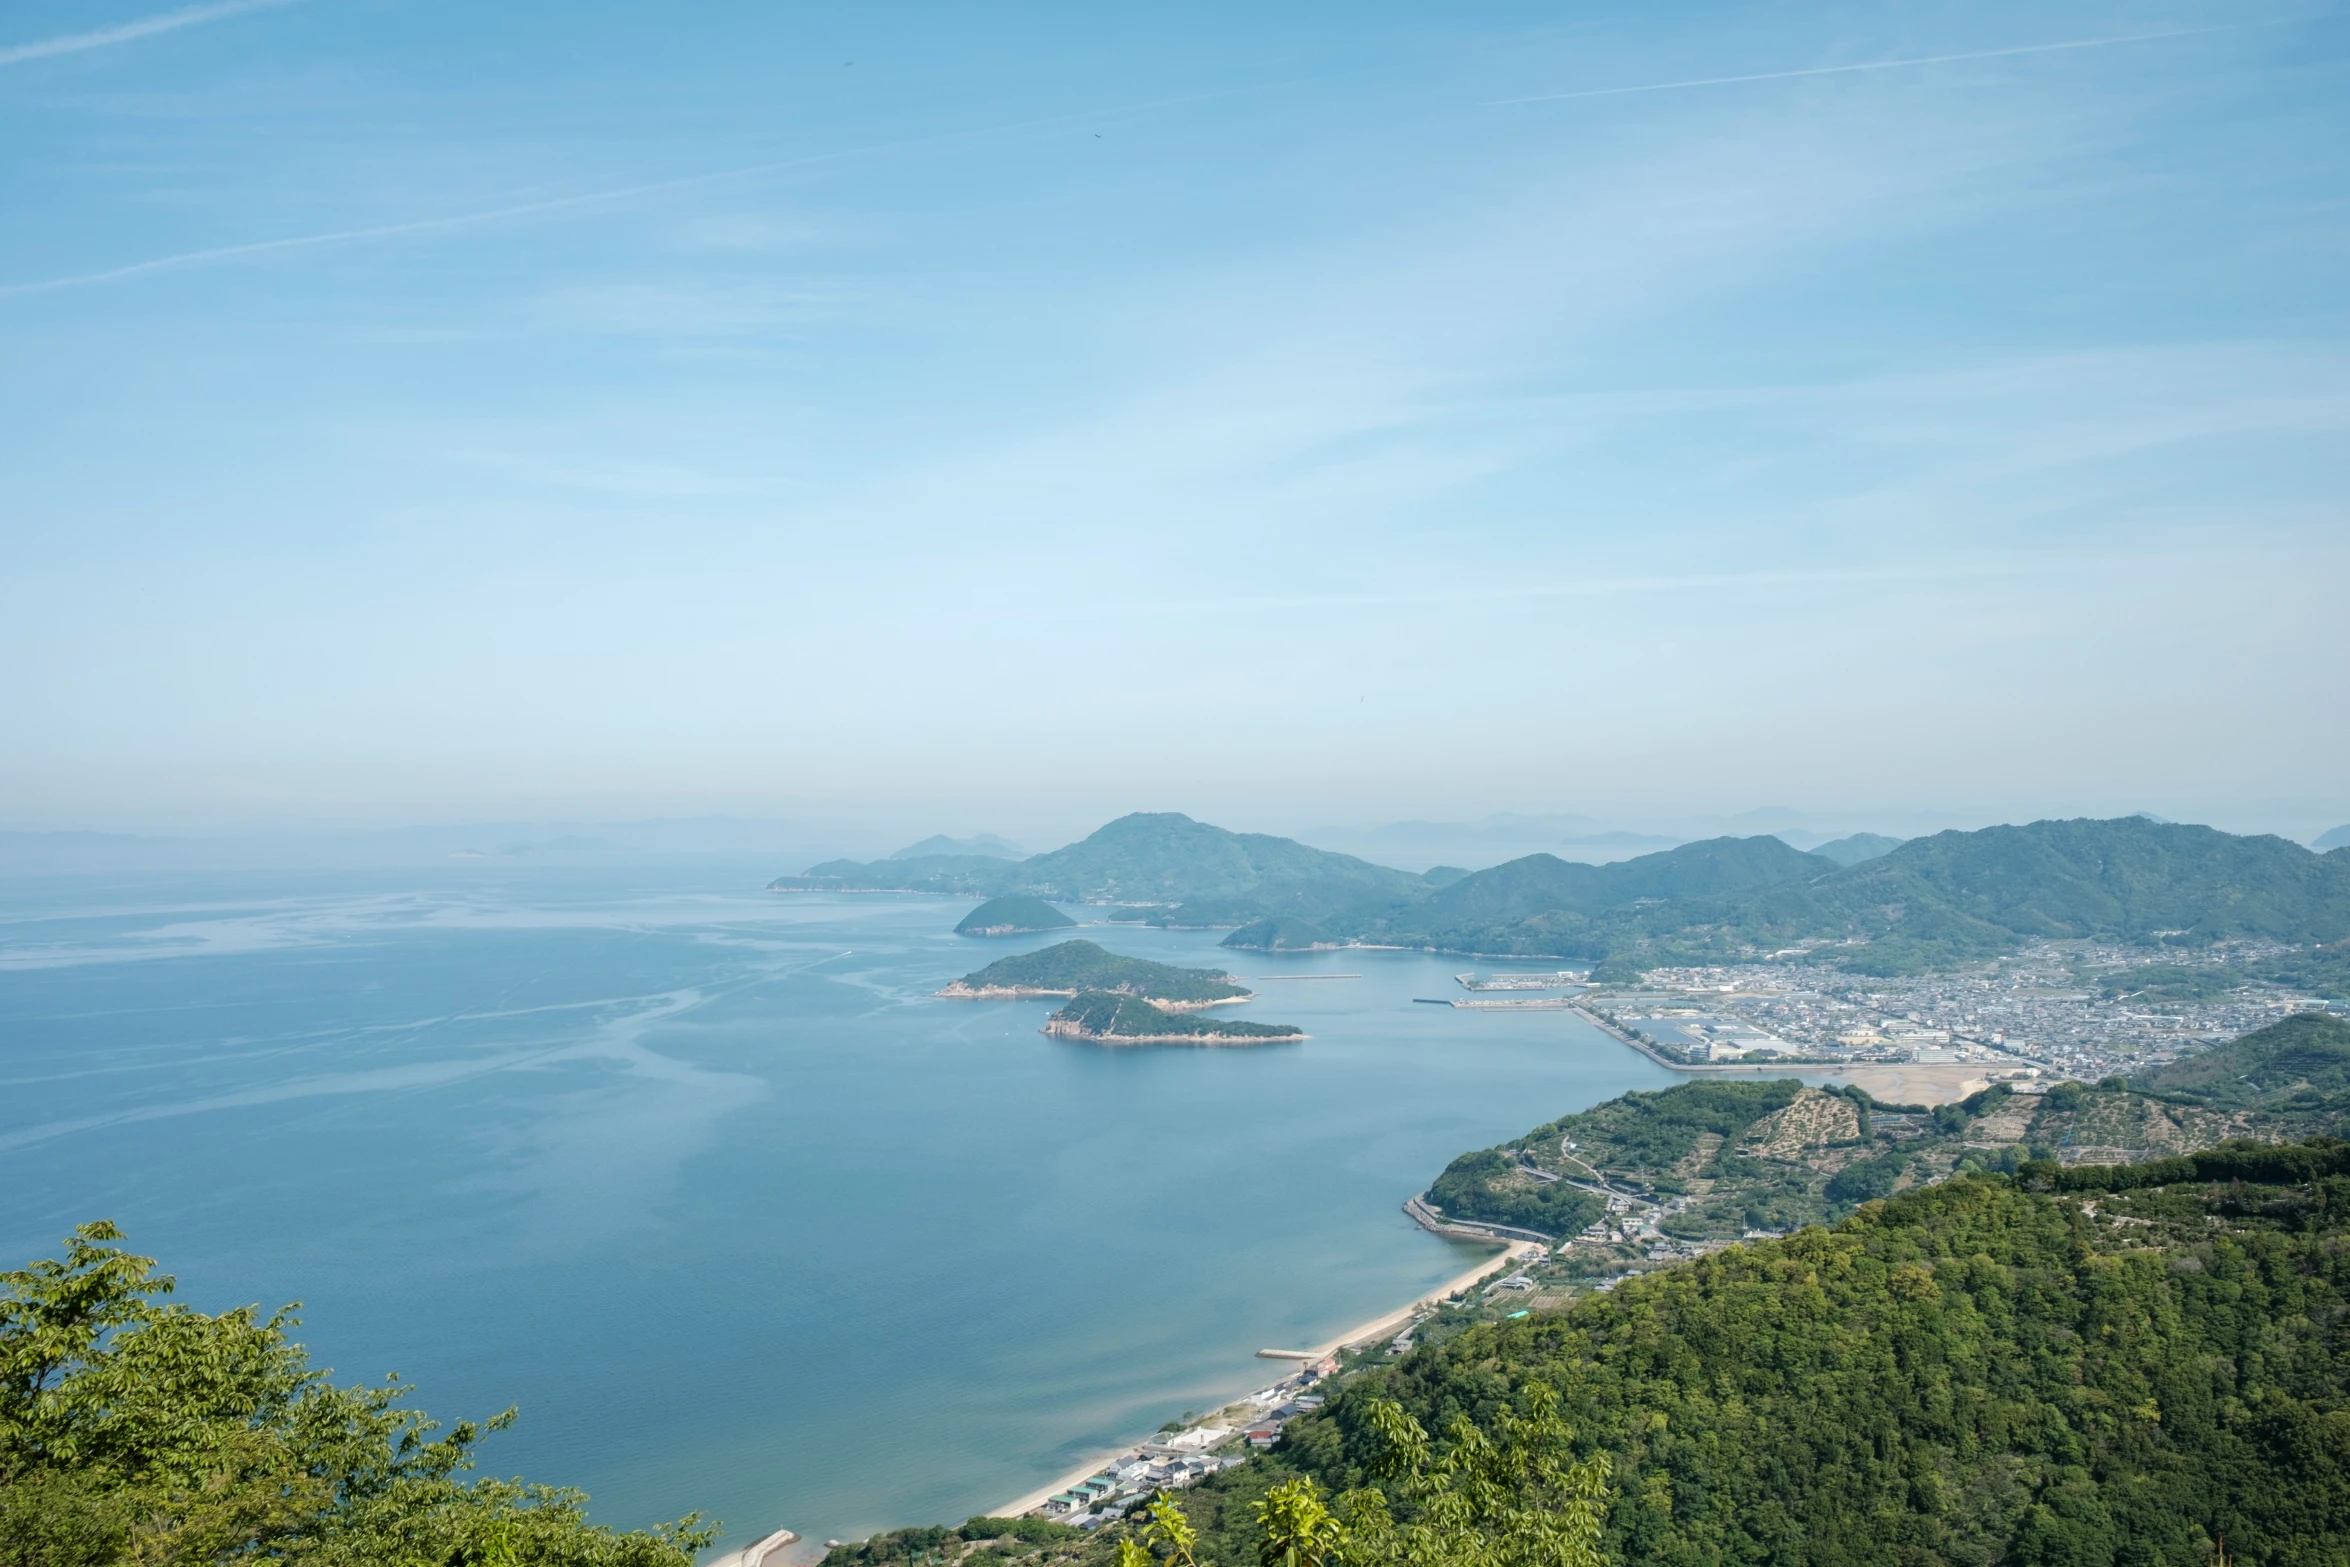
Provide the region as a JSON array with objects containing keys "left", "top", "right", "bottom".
[{"left": 1403, "top": 1193, "right": 1556, "bottom": 1247}]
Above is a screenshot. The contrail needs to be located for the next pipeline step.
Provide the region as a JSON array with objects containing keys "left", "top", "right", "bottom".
[
  {"left": 0, "top": 181, "right": 734, "bottom": 298},
  {"left": 1491, "top": 21, "right": 2260, "bottom": 105},
  {"left": 0, "top": 0, "right": 299, "bottom": 67},
  {"left": 0, "top": 88, "right": 1240, "bottom": 298}
]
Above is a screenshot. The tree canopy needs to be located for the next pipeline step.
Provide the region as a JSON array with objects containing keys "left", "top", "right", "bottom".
[{"left": 0, "top": 1223, "right": 712, "bottom": 1567}]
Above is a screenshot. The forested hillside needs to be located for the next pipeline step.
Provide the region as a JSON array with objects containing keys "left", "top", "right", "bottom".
[
  {"left": 2134, "top": 1010, "right": 2350, "bottom": 1105},
  {"left": 1265, "top": 1170, "right": 2350, "bottom": 1567},
  {"left": 1427, "top": 1012, "right": 2350, "bottom": 1240}
]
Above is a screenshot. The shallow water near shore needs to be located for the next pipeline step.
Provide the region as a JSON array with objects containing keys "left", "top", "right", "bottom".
[{"left": 0, "top": 863, "right": 1672, "bottom": 1556}]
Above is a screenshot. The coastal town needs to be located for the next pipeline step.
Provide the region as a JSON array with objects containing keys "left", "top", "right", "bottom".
[{"left": 1578, "top": 941, "right": 2334, "bottom": 1080}]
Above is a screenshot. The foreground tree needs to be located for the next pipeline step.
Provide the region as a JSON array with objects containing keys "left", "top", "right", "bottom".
[
  {"left": 1324, "top": 1384, "right": 1609, "bottom": 1567},
  {"left": 0, "top": 1222, "right": 715, "bottom": 1567},
  {"left": 1113, "top": 1381, "right": 1611, "bottom": 1567}
]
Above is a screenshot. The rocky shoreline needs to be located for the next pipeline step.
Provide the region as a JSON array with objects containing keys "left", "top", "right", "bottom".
[{"left": 936, "top": 982, "right": 1241, "bottom": 1009}]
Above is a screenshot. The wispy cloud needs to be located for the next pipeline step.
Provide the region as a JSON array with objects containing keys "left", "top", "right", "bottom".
[
  {"left": 0, "top": 88, "right": 1243, "bottom": 298},
  {"left": 0, "top": 0, "right": 298, "bottom": 67},
  {"left": 1490, "top": 20, "right": 2272, "bottom": 105}
]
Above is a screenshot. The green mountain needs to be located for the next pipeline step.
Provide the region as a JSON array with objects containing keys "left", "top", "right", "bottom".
[
  {"left": 1812, "top": 817, "right": 2350, "bottom": 951},
  {"left": 1010, "top": 813, "right": 1423, "bottom": 904},
  {"left": 1441, "top": 835, "right": 1831, "bottom": 917},
  {"left": 939, "top": 939, "right": 1248, "bottom": 1004},
  {"left": 1809, "top": 830, "right": 1905, "bottom": 865},
  {"left": 1042, "top": 991, "right": 1302, "bottom": 1043},
  {"left": 1338, "top": 835, "right": 1832, "bottom": 956},
  {"left": 2133, "top": 1010, "right": 2350, "bottom": 1106},
  {"left": 953, "top": 896, "right": 1076, "bottom": 936}
]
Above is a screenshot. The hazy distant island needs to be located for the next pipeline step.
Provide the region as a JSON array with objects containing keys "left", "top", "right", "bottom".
[
  {"left": 937, "top": 939, "right": 1250, "bottom": 1005},
  {"left": 1043, "top": 990, "right": 1304, "bottom": 1045},
  {"left": 1222, "top": 915, "right": 1338, "bottom": 951},
  {"left": 954, "top": 895, "right": 1077, "bottom": 937}
]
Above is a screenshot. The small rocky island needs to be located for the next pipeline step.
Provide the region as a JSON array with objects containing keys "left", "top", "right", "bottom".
[
  {"left": 1044, "top": 991, "right": 1305, "bottom": 1046},
  {"left": 953, "top": 895, "right": 1076, "bottom": 937},
  {"left": 936, "top": 939, "right": 1250, "bottom": 1006}
]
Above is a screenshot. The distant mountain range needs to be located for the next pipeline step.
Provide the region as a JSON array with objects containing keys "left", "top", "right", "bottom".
[
  {"left": 774, "top": 812, "right": 2350, "bottom": 983},
  {"left": 1294, "top": 813, "right": 1946, "bottom": 871},
  {"left": 1325, "top": 816, "right": 2350, "bottom": 977}
]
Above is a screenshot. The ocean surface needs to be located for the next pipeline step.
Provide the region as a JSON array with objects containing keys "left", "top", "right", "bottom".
[{"left": 0, "top": 862, "right": 1673, "bottom": 1556}]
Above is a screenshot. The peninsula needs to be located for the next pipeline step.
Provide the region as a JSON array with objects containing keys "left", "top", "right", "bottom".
[
  {"left": 937, "top": 940, "right": 1250, "bottom": 1006},
  {"left": 1043, "top": 991, "right": 1304, "bottom": 1045},
  {"left": 954, "top": 896, "right": 1076, "bottom": 937}
]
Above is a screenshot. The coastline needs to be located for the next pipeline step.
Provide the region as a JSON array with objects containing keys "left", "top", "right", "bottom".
[
  {"left": 938, "top": 984, "right": 1249, "bottom": 1010},
  {"left": 1296, "top": 1238, "right": 1537, "bottom": 1360}
]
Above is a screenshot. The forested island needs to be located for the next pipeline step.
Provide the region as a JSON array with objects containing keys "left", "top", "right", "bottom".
[
  {"left": 937, "top": 940, "right": 1250, "bottom": 1005},
  {"left": 1043, "top": 992, "right": 1304, "bottom": 1045},
  {"left": 954, "top": 896, "right": 1076, "bottom": 936}
]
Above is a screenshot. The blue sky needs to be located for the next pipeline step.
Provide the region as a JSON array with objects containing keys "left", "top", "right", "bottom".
[{"left": 3, "top": 0, "right": 2345, "bottom": 841}]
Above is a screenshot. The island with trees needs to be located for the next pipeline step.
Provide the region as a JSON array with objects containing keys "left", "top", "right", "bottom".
[
  {"left": 1042, "top": 992, "right": 1304, "bottom": 1046},
  {"left": 937, "top": 940, "right": 1251, "bottom": 1006},
  {"left": 954, "top": 896, "right": 1077, "bottom": 937}
]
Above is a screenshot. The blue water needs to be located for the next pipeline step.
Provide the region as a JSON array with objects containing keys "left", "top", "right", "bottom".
[{"left": 0, "top": 863, "right": 1671, "bottom": 1554}]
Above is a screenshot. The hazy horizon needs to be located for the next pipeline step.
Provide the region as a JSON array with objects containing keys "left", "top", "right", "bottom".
[
  {"left": 4, "top": 800, "right": 2345, "bottom": 880},
  {"left": 5, "top": 1, "right": 2345, "bottom": 845}
]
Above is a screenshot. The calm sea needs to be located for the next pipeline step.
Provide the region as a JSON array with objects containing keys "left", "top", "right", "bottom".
[{"left": 0, "top": 863, "right": 1671, "bottom": 1556}]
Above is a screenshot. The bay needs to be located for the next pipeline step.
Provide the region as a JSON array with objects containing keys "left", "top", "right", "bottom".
[{"left": 0, "top": 862, "right": 1671, "bottom": 1556}]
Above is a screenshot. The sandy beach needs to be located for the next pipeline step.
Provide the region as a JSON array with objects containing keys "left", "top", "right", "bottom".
[
  {"left": 985, "top": 1236, "right": 1531, "bottom": 1520},
  {"left": 1295, "top": 1238, "right": 1537, "bottom": 1360}
]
